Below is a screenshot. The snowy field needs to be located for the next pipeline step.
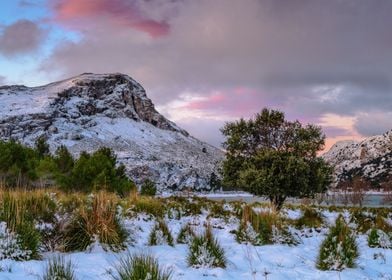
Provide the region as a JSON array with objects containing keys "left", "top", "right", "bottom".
[{"left": 0, "top": 204, "right": 391, "bottom": 280}]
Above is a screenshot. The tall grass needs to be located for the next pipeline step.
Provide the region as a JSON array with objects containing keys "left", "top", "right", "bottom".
[
  {"left": 63, "top": 191, "right": 127, "bottom": 252},
  {"left": 187, "top": 225, "right": 227, "bottom": 268},
  {"left": 41, "top": 255, "right": 77, "bottom": 280},
  {"left": 110, "top": 253, "right": 172, "bottom": 280}
]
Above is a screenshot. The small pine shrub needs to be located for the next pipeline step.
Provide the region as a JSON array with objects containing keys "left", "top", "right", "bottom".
[
  {"left": 368, "top": 228, "right": 392, "bottom": 249},
  {"left": 140, "top": 179, "right": 157, "bottom": 196},
  {"left": 41, "top": 256, "right": 77, "bottom": 280},
  {"left": 187, "top": 226, "right": 227, "bottom": 268},
  {"left": 295, "top": 208, "right": 324, "bottom": 229},
  {"left": 148, "top": 220, "right": 174, "bottom": 246},
  {"left": 177, "top": 223, "right": 196, "bottom": 244},
  {"left": 63, "top": 192, "right": 127, "bottom": 252},
  {"left": 110, "top": 253, "right": 172, "bottom": 280},
  {"left": 317, "top": 215, "right": 358, "bottom": 271}
]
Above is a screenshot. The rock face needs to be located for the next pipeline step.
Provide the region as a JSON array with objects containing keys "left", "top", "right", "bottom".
[
  {"left": 0, "top": 73, "right": 224, "bottom": 191},
  {"left": 322, "top": 130, "right": 392, "bottom": 188}
]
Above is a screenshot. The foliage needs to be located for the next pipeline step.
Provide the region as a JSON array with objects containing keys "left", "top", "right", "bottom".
[
  {"left": 58, "top": 147, "right": 135, "bottom": 196},
  {"left": 35, "top": 137, "right": 50, "bottom": 159},
  {"left": 187, "top": 225, "right": 227, "bottom": 268},
  {"left": 177, "top": 223, "right": 196, "bottom": 244},
  {"left": 148, "top": 220, "right": 174, "bottom": 246},
  {"left": 368, "top": 228, "right": 392, "bottom": 249},
  {"left": 0, "top": 191, "right": 42, "bottom": 259},
  {"left": 0, "top": 140, "right": 39, "bottom": 187},
  {"left": 317, "top": 215, "right": 358, "bottom": 271},
  {"left": 295, "top": 208, "right": 324, "bottom": 229},
  {"left": 236, "top": 205, "right": 297, "bottom": 245},
  {"left": 110, "top": 253, "right": 172, "bottom": 280},
  {"left": 63, "top": 192, "right": 127, "bottom": 252},
  {"left": 41, "top": 255, "right": 77, "bottom": 280},
  {"left": 221, "top": 108, "right": 332, "bottom": 210},
  {"left": 140, "top": 179, "right": 157, "bottom": 196}
]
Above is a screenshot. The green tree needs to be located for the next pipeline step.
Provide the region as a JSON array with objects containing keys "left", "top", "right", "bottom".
[
  {"left": 221, "top": 108, "right": 332, "bottom": 210},
  {"left": 140, "top": 179, "right": 157, "bottom": 196},
  {"left": 35, "top": 136, "right": 50, "bottom": 159},
  {"left": 0, "top": 140, "right": 39, "bottom": 187}
]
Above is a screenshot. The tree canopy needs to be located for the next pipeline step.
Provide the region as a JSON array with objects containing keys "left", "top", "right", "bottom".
[{"left": 221, "top": 108, "right": 332, "bottom": 209}]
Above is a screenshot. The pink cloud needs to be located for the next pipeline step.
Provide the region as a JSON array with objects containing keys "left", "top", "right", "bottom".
[
  {"left": 182, "top": 88, "right": 265, "bottom": 117},
  {"left": 53, "top": 0, "right": 170, "bottom": 37}
]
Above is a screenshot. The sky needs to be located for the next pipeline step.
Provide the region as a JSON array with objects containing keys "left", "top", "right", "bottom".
[{"left": 0, "top": 0, "right": 392, "bottom": 151}]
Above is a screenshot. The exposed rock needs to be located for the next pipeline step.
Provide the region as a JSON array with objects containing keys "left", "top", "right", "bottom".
[
  {"left": 322, "top": 130, "right": 392, "bottom": 188},
  {"left": 0, "top": 73, "right": 223, "bottom": 191}
]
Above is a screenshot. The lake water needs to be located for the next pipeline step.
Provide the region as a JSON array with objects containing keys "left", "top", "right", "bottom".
[{"left": 207, "top": 193, "right": 392, "bottom": 207}]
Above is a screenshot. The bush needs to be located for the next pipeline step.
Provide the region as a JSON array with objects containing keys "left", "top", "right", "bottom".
[
  {"left": 0, "top": 192, "right": 41, "bottom": 259},
  {"left": 317, "top": 215, "right": 358, "bottom": 271},
  {"left": 368, "top": 228, "right": 392, "bottom": 249},
  {"left": 110, "top": 253, "right": 172, "bottom": 280},
  {"left": 140, "top": 179, "right": 157, "bottom": 196},
  {"left": 349, "top": 209, "right": 374, "bottom": 233},
  {"left": 41, "top": 255, "right": 77, "bottom": 280},
  {"left": 187, "top": 225, "right": 227, "bottom": 268},
  {"left": 0, "top": 222, "right": 32, "bottom": 260},
  {"left": 58, "top": 148, "right": 135, "bottom": 196},
  {"left": 0, "top": 140, "right": 39, "bottom": 187},
  {"left": 295, "top": 208, "right": 324, "bottom": 229},
  {"left": 177, "top": 223, "right": 196, "bottom": 244},
  {"left": 236, "top": 206, "right": 297, "bottom": 245},
  {"left": 148, "top": 220, "right": 174, "bottom": 246},
  {"left": 63, "top": 192, "right": 127, "bottom": 252},
  {"left": 131, "top": 196, "right": 164, "bottom": 218}
]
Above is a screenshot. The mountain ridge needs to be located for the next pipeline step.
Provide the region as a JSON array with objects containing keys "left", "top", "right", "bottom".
[{"left": 0, "top": 73, "right": 224, "bottom": 191}]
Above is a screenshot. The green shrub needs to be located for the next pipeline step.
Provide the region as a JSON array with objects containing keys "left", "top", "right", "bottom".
[
  {"left": 110, "top": 253, "right": 172, "bottom": 280},
  {"left": 187, "top": 225, "right": 227, "bottom": 268},
  {"left": 349, "top": 209, "right": 374, "bottom": 233},
  {"left": 58, "top": 148, "right": 135, "bottom": 196},
  {"left": 41, "top": 255, "right": 77, "bottom": 280},
  {"left": 0, "top": 192, "right": 41, "bottom": 259},
  {"left": 140, "top": 179, "right": 157, "bottom": 196},
  {"left": 317, "top": 215, "right": 358, "bottom": 271},
  {"left": 0, "top": 221, "right": 34, "bottom": 260},
  {"left": 0, "top": 140, "right": 39, "bottom": 187},
  {"left": 295, "top": 208, "right": 324, "bottom": 229},
  {"left": 148, "top": 220, "right": 174, "bottom": 246},
  {"left": 177, "top": 223, "right": 196, "bottom": 244},
  {"left": 368, "top": 228, "right": 392, "bottom": 249}
]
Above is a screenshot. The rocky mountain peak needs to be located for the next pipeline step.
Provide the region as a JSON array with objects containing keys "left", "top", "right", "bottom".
[
  {"left": 0, "top": 73, "right": 223, "bottom": 191},
  {"left": 322, "top": 130, "right": 392, "bottom": 187}
]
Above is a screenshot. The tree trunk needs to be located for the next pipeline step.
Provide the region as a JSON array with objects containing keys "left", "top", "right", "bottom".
[{"left": 270, "top": 195, "right": 286, "bottom": 211}]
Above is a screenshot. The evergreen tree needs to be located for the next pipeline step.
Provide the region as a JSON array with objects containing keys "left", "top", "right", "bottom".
[{"left": 221, "top": 108, "right": 332, "bottom": 210}]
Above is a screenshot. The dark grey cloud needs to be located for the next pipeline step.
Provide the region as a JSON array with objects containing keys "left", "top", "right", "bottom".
[
  {"left": 0, "top": 20, "right": 46, "bottom": 56},
  {"left": 354, "top": 112, "right": 392, "bottom": 136},
  {"left": 39, "top": 0, "right": 392, "bottom": 144}
]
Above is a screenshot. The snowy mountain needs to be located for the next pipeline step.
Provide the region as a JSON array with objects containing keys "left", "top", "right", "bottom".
[
  {"left": 0, "top": 73, "right": 224, "bottom": 191},
  {"left": 322, "top": 130, "right": 392, "bottom": 187}
]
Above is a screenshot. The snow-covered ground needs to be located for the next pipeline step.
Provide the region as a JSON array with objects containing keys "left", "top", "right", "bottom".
[{"left": 1, "top": 209, "right": 391, "bottom": 280}]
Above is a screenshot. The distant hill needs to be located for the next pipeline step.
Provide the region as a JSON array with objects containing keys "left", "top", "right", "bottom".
[
  {"left": 322, "top": 130, "right": 392, "bottom": 188},
  {"left": 0, "top": 73, "right": 223, "bottom": 191}
]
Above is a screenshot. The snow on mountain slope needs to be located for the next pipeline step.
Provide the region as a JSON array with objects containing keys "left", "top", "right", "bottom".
[
  {"left": 322, "top": 130, "right": 392, "bottom": 187},
  {"left": 0, "top": 73, "right": 224, "bottom": 190}
]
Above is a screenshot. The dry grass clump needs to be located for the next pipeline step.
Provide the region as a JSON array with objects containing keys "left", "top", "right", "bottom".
[
  {"left": 236, "top": 205, "right": 297, "bottom": 245},
  {"left": 63, "top": 191, "right": 127, "bottom": 252}
]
